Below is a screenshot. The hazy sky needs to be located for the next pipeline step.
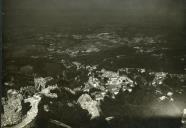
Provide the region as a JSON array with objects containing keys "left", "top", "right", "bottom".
[
  {"left": 3, "top": 0, "right": 185, "bottom": 29},
  {"left": 4, "top": 0, "right": 184, "bottom": 13}
]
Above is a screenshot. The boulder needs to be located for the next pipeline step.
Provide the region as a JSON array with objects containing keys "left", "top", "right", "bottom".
[{"left": 77, "top": 94, "right": 101, "bottom": 119}]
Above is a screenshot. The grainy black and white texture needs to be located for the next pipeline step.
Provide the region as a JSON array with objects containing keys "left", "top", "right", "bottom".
[{"left": 1, "top": 0, "right": 186, "bottom": 128}]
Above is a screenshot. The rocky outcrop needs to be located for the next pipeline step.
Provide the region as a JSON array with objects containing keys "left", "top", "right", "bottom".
[
  {"left": 9, "top": 95, "right": 41, "bottom": 128},
  {"left": 77, "top": 94, "right": 101, "bottom": 119},
  {"left": 1, "top": 89, "right": 23, "bottom": 127},
  {"left": 101, "top": 69, "right": 134, "bottom": 97},
  {"left": 152, "top": 72, "right": 167, "bottom": 86},
  {"left": 2, "top": 85, "right": 58, "bottom": 128},
  {"left": 1, "top": 90, "right": 23, "bottom": 127},
  {"left": 83, "top": 68, "right": 135, "bottom": 100}
]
